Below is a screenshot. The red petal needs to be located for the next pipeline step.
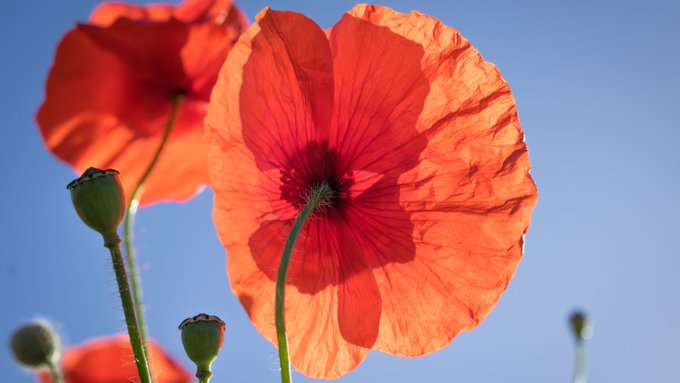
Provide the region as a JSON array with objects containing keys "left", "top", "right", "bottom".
[
  {"left": 207, "top": 4, "right": 537, "bottom": 378},
  {"left": 90, "top": 0, "right": 246, "bottom": 26},
  {"left": 207, "top": 8, "right": 333, "bottom": 177},
  {"left": 38, "top": 335, "right": 191, "bottom": 383},
  {"left": 337, "top": 253, "right": 382, "bottom": 349},
  {"left": 206, "top": 5, "right": 336, "bottom": 279},
  {"left": 207, "top": 9, "right": 367, "bottom": 377},
  {"left": 343, "top": 5, "right": 538, "bottom": 355},
  {"left": 176, "top": 0, "right": 248, "bottom": 26},
  {"left": 225, "top": 218, "right": 373, "bottom": 378},
  {"left": 327, "top": 10, "right": 430, "bottom": 177},
  {"left": 38, "top": 1, "right": 245, "bottom": 206},
  {"left": 78, "top": 19, "right": 190, "bottom": 93},
  {"left": 36, "top": 24, "right": 202, "bottom": 205},
  {"left": 180, "top": 22, "right": 239, "bottom": 98},
  {"left": 90, "top": 3, "right": 175, "bottom": 26}
]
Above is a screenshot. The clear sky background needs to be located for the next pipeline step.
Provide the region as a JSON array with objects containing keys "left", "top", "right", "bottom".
[{"left": 1, "top": 0, "right": 679, "bottom": 382}]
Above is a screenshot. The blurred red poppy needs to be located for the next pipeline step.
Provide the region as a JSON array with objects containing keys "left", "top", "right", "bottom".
[
  {"left": 206, "top": 5, "right": 538, "bottom": 379},
  {"left": 38, "top": 335, "right": 191, "bottom": 383},
  {"left": 37, "top": 0, "right": 247, "bottom": 206}
]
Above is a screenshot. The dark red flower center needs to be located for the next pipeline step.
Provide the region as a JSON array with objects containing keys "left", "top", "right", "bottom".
[{"left": 279, "top": 141, "right": 354, "bottom": 217}]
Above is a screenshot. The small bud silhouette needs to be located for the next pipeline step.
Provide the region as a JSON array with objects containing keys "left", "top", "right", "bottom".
[
  {"left": 67, "top": 168, "right": 125, "bottom": 237},
  {"left": 569, "top": 310, "right": 593, "bottom": 341},
  {"left": 10, "top": 321, "right": 61, "bottom": 369},
  {"left": 179, "top": 313, "right": 225, "bottom": 383}
]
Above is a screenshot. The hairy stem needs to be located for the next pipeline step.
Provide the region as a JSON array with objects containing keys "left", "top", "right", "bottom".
[
  {"left": 104, "top": 232, "right": 152, "bottom": 383},
  {"left": 275, "top": 183, "right": 333, "bottom": 383}
]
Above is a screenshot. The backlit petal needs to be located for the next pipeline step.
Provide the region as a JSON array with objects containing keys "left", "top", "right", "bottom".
[
  {"left": 90, "top": 0, "right": 245, "bottom": 25},
  {"left": 207, "top": 9, "right": 375, "bottom": 377},
  {"left": 226, "top": 218, "right": 373, "bottom": 378},
  {"left": 176, "top": 0, "right": 248, "bottom": 26},
  {"left": 328, "top": 11, "right": 429, "bottom": 178},
  {"left": 344, "top": 4, "right": 537, "bottom": 355},
  {"left": 38, "top": 0, "right": 246, "bottom": 206},
  {"left": 208, "top": 4, "right": 537, "bottom": 378},
  {"left": 38, "top": 335, "right": 191, "bottom": 383},
  {"left": 90, "top": 3, "right": 175, "bottom": 26}
]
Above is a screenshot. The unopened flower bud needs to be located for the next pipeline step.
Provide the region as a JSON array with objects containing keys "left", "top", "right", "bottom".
[
  {"left": 67, "top": 168, "right": 125, "bottom": 237},
  {"left": 10, "top": 321, "right": 61, "bottom": 369},
  {"left": 179, "top": 313, "right": 225, "bottom": 382},
  {"left": 569, "top": 310, "right": 593, "bottom": 341}
]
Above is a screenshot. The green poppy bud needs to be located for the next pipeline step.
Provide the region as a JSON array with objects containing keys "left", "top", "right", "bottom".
[
  {"left": 179, "top": 313, "right": 225, "bottom": 383},
  {"left": 569, "top": 310, "right": 593, "bottom": 341},
  {"left": 67, "top": 168, "right": 125, "bottom": 237},
  {"left": 10, "top": 320, "right": 61, "bottom": 369}
]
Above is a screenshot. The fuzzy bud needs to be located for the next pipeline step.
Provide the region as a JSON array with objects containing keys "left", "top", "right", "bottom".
[{"left": 10, "top": 321, "right": 61, "bottom": 369}]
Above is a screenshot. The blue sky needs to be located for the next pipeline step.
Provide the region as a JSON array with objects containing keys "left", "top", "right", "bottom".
[{"left": 1, "top": 0, "right": 679, "bottom": 382}]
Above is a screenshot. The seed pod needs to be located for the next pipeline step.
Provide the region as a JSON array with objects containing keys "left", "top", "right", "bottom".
[
  {"left": 179, "top": 313, "right": 225, "bottom": 383},
  {"left": 67, "top": 167, "right": 125, "bottom": 237}
]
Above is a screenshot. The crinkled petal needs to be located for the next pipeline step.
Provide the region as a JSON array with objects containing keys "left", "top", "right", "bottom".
[
  {"left": 344, "top": 4, "right": 537, "bottom": 355},
  {"left": 228, "top": 218, "right": 374, "bottom": 378},
  {"left": 208, "top": 8, "right": 333, "bottom": 177},
  {"left": 328, "top": 11, "right": 429, "bottom": 178},
  {"left": 38, "top": 335, "right": 191, "bottom": 383},
  {"left": 207, "top": 4, "right": 537, "bottom": 378},
  {"left": 207, "top": 8, "right": 379, "bottom": 378}
]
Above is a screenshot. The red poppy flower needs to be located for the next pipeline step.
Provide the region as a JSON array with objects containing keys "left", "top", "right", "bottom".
[
  {"left": 37, "top": 0, "right": 247, "bottom": 206},
  {"left": 38, "top": 335, "right": 191, "bottom": 383},
  {"left": 206, "top": 5, "right": 538, "bottom": 379}
]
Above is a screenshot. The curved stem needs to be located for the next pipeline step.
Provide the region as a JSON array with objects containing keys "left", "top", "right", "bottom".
[
  {"left": 104, "top": 233, "right": 152, "bottom": 383},
  {"left": 275, "top": 183, "right": 333, "bottom": 383},
  {"left": 123, "top": 94, "right": 183, "bottom": 346}
]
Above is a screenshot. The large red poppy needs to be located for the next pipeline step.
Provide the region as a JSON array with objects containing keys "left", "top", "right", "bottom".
[
  {"left": 37, "top": 0, "right": 247, "bottom": 206},
  {"left": 38, "top": 335, "right": 191, "bottom": 383},
  {"left": 206, "top": 5, "right": 538, "bottom": 379}
]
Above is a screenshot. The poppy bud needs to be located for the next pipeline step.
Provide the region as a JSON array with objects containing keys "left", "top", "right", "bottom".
[
  {"left": 10, "top": 320, "right": 61, "bottom": 369},
  {"left": 179, "top": 313, "right": 225, "bottom": 382},
  {"left": 67, "top": 168, "right": 125, "bottom": 237},
  {"left": 569, "top": 310, "right": 593, "bottom": 341}
]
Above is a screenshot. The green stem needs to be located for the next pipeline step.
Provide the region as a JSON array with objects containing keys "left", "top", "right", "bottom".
[
  {"left": 104, "top": 232, "right": 153, "bottom": 383},
  {"left": 123, "top": 94, "right": 183, "bottom": 347},
  {"left": 196, "top": 369, "right": 212, "bottom": 383},
  {"left": 275, "top": 183, "right": 333, "bottom": 383},
  {"left": 573, "top": 339, "right": 587, "bottom": 383},
  {"left": 48, "top": 361, "right": 63, "bottom": 383}
]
